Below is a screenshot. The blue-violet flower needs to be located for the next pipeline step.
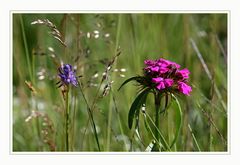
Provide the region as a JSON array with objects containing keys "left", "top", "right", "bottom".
[{"left": 58, "top": 64, "right": 78, "bottom": 87}]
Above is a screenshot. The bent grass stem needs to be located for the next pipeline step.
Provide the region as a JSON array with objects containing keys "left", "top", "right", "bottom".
[
  {"left": 79, "top": 81, "right": 101, "bottom": 151},
  {"left": 188, "top": 124, "right": 201, "bottom": 151}
]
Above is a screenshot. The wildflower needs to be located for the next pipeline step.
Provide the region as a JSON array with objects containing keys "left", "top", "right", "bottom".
[
  {"left": 119, "top": 57, "right": 190, "bottom": 147},
  {"left": 141, "top": 58, "right": 192, "bottom": 96},
  {"left": 142, "top": 58, "right": 191, "bottom": 95},
  {"left": 120, "top": 58, "right": 192, "bottom": 96},
  {"left": 57, "top": 64, "right": 79, "bottom": 87}
]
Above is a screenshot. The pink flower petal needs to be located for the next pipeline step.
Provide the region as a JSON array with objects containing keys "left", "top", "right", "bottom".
[
  {"left": 178, "top": 82, "right": 192, "bottom": 96},
  {"left": 164, "top": 79, "right": 174, "bottom": 87},
  {"left": 144, "top": 60, "right": 155, "bottom": 66},
  {"left": 156, "top": 81, "right": 165, "bottom": 90},
  {"left": 159, "top": 66, "right": 169, "bottom": 74},
  {"left": 150, "top": 66, "right": 160, "bottom": 72},
  {"left": 177, "top": 68, "right": 190, "bottom": 79},
  {"left": 157, "top": 58, "right": 181, "bottom": 69},
  {"left": 152, "top": 77, "right": 163, "bottom": 83}
]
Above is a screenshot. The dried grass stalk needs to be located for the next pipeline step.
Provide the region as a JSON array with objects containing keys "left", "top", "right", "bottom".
[{"left": 31, "top": 19, "right": 66, "bottom": 47}]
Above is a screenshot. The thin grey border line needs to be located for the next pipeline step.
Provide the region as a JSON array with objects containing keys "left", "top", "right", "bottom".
[
  {"left": 10, "top": 10, "right": 230, "bottom": 155},
  {"left": 227, "top": 10, "right": 230, "bottom": 155},
  {"left": 11, "top": 10, "right": 229, "bottom": 13}
]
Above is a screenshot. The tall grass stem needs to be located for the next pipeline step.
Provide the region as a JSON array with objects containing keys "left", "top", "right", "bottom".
[
  {"left": 190, "top": 38, "right": 227, "bottom": 112},
  {"left": 19, "top": 15, "right": 33, "bottom": 81}
]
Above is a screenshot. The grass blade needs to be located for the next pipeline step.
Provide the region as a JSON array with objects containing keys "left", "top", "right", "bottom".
[
  {"left": 20, "top": 15, "right": 32, "bottom": 81},
  {"left": 190, "top": 38, "right": 227, "bottom": 112},
  {"left": 188, "top": 124, "right": 201, "bottom": 151}
]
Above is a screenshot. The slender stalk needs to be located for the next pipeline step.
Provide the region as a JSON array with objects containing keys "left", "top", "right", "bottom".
[
  {"left": 71, "top": 90, "right": 77, "bottom": 151},
  {"left": 154, "top": 93, "right": 161, "bottom": 142},
  {"left": 20, "top": 15, "right": 43, "bottom": 151},
  {"left": 32, "top": 93, "right": 42, "bottom": 150},
  {"left": 190, "top": 38, "right": 227, "bottom": 112},
  {"left": 106, "top": 93, "right": 113, "bottom": 151},
  {"left": 65, "top": 87, "right": 70, "bottom": 151},
  {"left": 79, "top": 81, "right": 101, "bottom": 151},
  {"left": 151, "top": 92, "right": 162, "bottom": 151},
  {"left": 188, "top": 124, "right": 201, "bottom": 151},
  {"left": 215, "top": 34, "right": 227, "bottom": 65},
  {"left": 80, "top": 83, "right": 101, "bottom": 150},
  {"left": 19, "top": 14, "right": 33, "bottom": 81},
  {"left": 112, "top": 92, "right": 128, "bottom": 151},
  {"left": 31, "top": 47, "right": 42, "bottom": 150}
]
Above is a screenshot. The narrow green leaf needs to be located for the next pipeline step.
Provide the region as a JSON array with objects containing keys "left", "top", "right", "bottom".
[
  {"left": 128, "top": 88, "right": 150, "bottom": 129},
  {"left": 118, "top": 76, "right": 141, "bottom": 91},
  {"left": 170, "top": 94, "right": 183, "bottom": 149},
  {"left": 143, "top": 114, "right": 162, "bottom": 151},
  {"left": 144, "top": 111, "right": 171, "bottom": 151}
]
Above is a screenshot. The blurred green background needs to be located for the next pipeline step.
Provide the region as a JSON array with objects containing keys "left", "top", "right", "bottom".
[{"left": 13, "top": 13, "right": 227, "bottom": 151}]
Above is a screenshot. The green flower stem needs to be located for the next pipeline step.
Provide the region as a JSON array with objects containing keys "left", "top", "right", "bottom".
[
  {"left": 65, "top": 87, "right": 70, "bottom": 151},
  {"left": 154, "top": 93, "right": 161, "bottom": 143},
  {"left": 71, "top": 90, "right": 77, "bottom": 150}
]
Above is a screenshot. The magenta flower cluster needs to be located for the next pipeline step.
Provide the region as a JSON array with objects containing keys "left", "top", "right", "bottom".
[{"left": 144, "top": 58, "right": 192, "bottom": 96}]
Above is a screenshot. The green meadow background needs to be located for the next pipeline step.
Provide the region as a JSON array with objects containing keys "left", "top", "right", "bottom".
[{"left": 13, "top": 13, "right": 227, "bottom": 151}]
